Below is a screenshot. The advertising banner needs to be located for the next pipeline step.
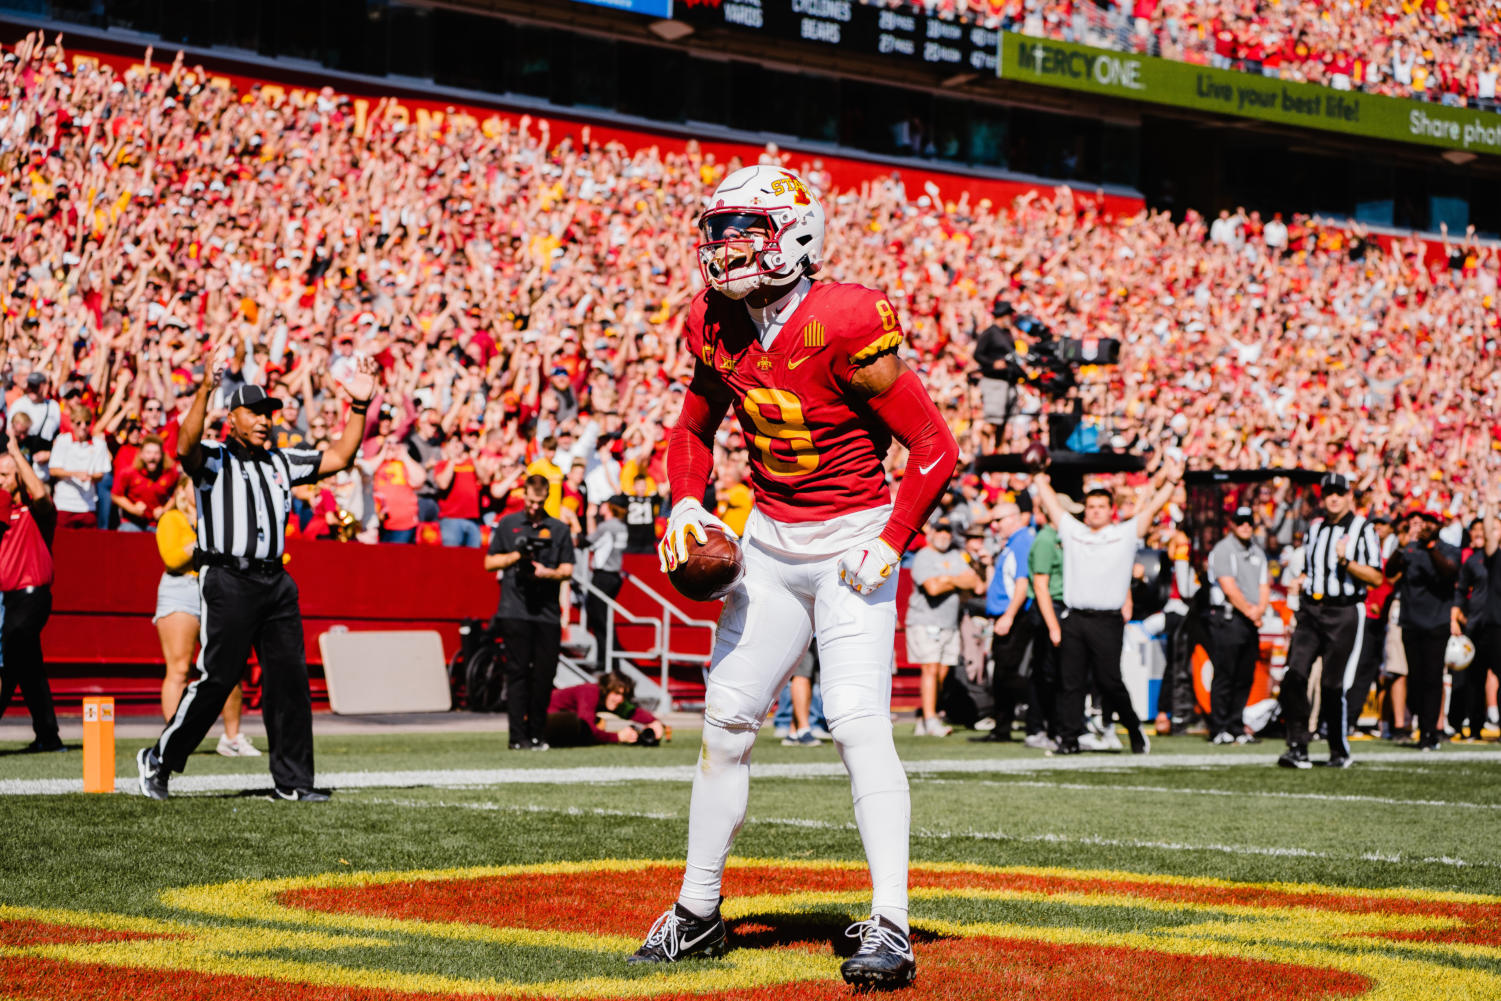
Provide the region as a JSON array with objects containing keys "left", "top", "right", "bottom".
[{"left": 998, "top": 33, "right": 1501, "bottom": 157}]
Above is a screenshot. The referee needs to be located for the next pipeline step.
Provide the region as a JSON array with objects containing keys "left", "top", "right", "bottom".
[
  {"left": 137, "top": 348, "right": 377, "bottom": 801},
  {"left": 1277, "top": 473, "right": 1382, "bottom": 770}
]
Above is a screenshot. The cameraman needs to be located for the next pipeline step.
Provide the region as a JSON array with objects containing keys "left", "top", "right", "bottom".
[
  {"left": 484, "top": 474, "right": 575, "bottom": 751},
  {"left": 546, "top": 672, "right": 665, "bottom": 746},
  {"left": 973, "top": 299, "right": 1020, "bottom": 433}
]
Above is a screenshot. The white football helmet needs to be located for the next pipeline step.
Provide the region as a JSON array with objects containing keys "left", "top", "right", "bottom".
[
  {"left": 697, "top": 165, "right": 825, "bottom": 300},
  {"left": 1446, "top": 634, "right": 1475, "bottom": 671}
]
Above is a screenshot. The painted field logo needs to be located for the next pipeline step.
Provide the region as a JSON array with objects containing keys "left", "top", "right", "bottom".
[{"left": 1, "top": 859, "right": 1499, "bottom": 999}]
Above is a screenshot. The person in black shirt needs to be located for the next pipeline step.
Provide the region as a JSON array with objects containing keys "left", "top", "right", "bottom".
[
  {"left": 1449, "top": 519, "right": 1491, "bottom": 741},
  {"left": 623, "top": 480, "right": 663, "bottom": 555},
  {"left": 972, "top": 299, "right": 1019, "bottom": 434},
  {"left": 1384, "top": 509, "right": 1460, "bottom": 751},
  {"left": 485, "top": 474, "right": 576, "bottom": 751}
]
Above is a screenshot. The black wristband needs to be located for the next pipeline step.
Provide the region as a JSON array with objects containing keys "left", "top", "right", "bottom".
[{"left": 350, "top": 402, "right": 370, "bottom": 415}]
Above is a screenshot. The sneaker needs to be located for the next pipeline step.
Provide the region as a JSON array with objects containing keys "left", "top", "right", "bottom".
[
  {"left": 809, "top": 725, "right": 833, "bottom": 740},
  {"left": 1277, "top": 746, "right": 1312, "bottom": 770},
  {"left": 1050, "top": 739, "right": 1081, "bottom": 756},
  {"left": 217, "top": 734, "right": 262, "bottom": 757},
  {"left": 22, "top": 739, "right": 66, "bottom": 753},
  {"left": 1210, "top": 731, "right": 1237, "bottom": 745},
  {"left": 1079, "top": 729, "right": 1122, "bottom": 752},
  {"left": 973, "top": 716, "right": 997, "bottom": 732},
  {"left": 915, "top": 717, "right": 951, "bottom": 737},
  {"left": 772, "top": 724, "right": 791, "bottom": 739},
  {"left": 1234, "top": 733, "right": 1260, "bottom": 745},
  {"left": 1129, "top": 727, "right": 1150, "bottom": 755},
  {"left": 1317, "top": 755, "right": 1353, "bottom": 769},
  {"left": 1022, "top": 732, "right": 1057, "bottom": 751},
  {"left": 528, "top": 739, "right": 551, "bottom": 751},
  {"left": 136, "top": 746, "right": 169, "bottom": 800},
  {"left": 840, "top": 916, "right": 916, "bottom": 989},
  {"left": 272, "top": 787, "right": 331, "bottom": 802},
  {"left": 508, "top": 741, "right": 527, "bottom": 750},
  {"left": 627, "top": 903, "right": 727, "bottom": 964},
  {"left": 781, "top": 728, "right": 821, "bottom": 747}
]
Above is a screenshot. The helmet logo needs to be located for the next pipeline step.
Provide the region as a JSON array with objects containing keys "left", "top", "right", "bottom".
[{"left": 771, "top": 172, "right": 811, "bottom": 206}]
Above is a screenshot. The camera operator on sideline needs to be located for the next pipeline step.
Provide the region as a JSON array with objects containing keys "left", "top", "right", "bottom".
[
  {"left": 546, "top": 671, "right": 665, "bottom": 747},
  {"left": 484, "top": 474, "right": 575, "bottom": 751}
]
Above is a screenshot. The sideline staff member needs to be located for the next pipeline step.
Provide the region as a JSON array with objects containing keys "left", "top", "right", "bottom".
[
  {"left": 1034, "top": 460, "right": 1182, "bottom": 755},
  {"left": 0, "top": 434, "right": 62, "bottom": 752},
  {"left": 486, "top": 474, "right": 575, "bottom": 750},
  {"left": 1206, "top": 506, "right": 1270, "bottom": 744},
  {"left": 137, "top": 348, "right": 378, "bottom": 801},
  {"left": 1277, "top": 473, "right": 1382, "bottom": 769}
]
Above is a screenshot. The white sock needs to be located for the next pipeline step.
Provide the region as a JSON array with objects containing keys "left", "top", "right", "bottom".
[
  {"left": 678, "top": 719, "right": 758, "bottom": 917},
  {"left": 831, "top": 713, "right": 910, "bottom": 931}
]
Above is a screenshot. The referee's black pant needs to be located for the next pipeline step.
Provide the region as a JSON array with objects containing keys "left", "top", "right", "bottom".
[
  {"left": 1207, "top": 610, "right": 1259, "bottom": 738},
  {"left": 1401, "top": 626, "right": 1448, "bottom": 747},
  {"left": 1280, "top": 601, "right": 1362, "bottom": 759},
  {"left": 1058, "top": 608, "right": 1141, "bottom": 744},
  {"left": 155, "top": 566, "right": 314, "bottom": 790},
  {"left": 0, "top": 586, "right": 59, "bottom": 748},
  {"left": 1344, "top": 615, "right": 1386, "bottom": 728},
  {"left": 497, "top": 617, "right": 562, "bottom": 745}
]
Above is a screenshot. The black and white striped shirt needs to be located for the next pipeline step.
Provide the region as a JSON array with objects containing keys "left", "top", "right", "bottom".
[
  {"left": 1302, "top": 512, "right": 1380, "bottom": 601},
  {"left": 192, "top": 440, "right": 323, "bottom": 560}
]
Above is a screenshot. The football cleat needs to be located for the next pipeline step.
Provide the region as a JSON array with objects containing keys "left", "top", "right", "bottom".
[
  {"left": 627, "top": 903, "right": 727, "bottom": 964},
  {"left": 1277, "top": 746, "right": 1312, "bottom": 769},
  {"left": 840, "top": 916, "right": 916, "bottom": 989},
  {"left": 136, "top": 746, "right": 169, "bottom": 800}
]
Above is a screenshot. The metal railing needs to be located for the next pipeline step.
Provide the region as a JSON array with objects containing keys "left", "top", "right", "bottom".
[
  {"left": 572, "top": 569, "right": 717, "bottom": 712},
  {"left": 611, "top": 574, "right": 718, "bottom": 706}
]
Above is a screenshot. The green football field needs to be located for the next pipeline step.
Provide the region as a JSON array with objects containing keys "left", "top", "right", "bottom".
[{"left": 3, "top": 730, "right": 1500, "bottom": 1000}]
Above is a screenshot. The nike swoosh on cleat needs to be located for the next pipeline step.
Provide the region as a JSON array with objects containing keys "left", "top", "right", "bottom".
[{"left": 678, "top": 925, "right": 720, "bottom": 953}]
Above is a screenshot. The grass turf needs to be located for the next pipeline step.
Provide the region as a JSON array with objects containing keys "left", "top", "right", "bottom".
[{"left": 3, "top": 728, "right": 1500, "bottom": 998}]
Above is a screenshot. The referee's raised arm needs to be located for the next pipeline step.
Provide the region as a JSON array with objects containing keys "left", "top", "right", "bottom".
[
  {"left": 316, "top": 355, "right": 379, "bottom": 478},
  {"left": 177, "top": 341, "right": 226, "bottom": 474}
]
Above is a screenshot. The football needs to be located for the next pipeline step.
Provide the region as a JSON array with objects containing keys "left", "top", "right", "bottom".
[
  {"left": 1022, "top": 440, "right": 1051, "bottom": 472},
  {"left": 668, "top": 526, "right": 745, "bottom": 602}
]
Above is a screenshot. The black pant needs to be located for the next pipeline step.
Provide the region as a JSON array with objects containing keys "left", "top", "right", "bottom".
[
  {"left": 1457, "top": 625, "right": 1501, "bottom": 738},
  {"left": 1345, "top": 616, "right": 1386, "bottom": 727},
  {"left": 586, "top": 570, "right": 623, "bottom": 674},
  {"left": 1280, "top": 602, "right": 1361, "bottom": 759},
  {"left": 0, "top": 587, "right": 58, "bottom": 747},
  {"left": 155, "top": 566, "right": 314, "bottom": 790},
  {"left": 1402, "top": 627, "right": 1448, "bottom": 747},
  {"left": 1207, "top": 611, "right": 1259, "bottom": 737},
  {"left": 1027, "top": 622, "right": 1060, "bottom": 737},
  {"left": 990, "top": 609, "right": 1036, "bottom": 737},
  {"left": 497, "top": 617, "right": 561, "bottom": 744},
  {"left": 1058, "top": 609, "right": 1139, "bottom": 742}
]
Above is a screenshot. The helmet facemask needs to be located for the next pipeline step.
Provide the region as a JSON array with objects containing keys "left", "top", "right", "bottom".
[{"left": 697, "top": 208, "right": 803, "bottom": 300}]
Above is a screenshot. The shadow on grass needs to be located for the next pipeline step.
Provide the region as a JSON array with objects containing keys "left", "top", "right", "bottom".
[{"left": 728, "top": 910, "right": 949, "bottom": 957}]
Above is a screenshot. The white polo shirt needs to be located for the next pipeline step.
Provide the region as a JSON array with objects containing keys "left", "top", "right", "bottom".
[{"left": 1056, "top": 511, "right": 1138, "bottom": 611}]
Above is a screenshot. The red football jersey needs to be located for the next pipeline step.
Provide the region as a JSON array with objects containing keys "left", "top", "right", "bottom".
[{"left": 683, "top": 281, "right": 905, "bottom": 524}]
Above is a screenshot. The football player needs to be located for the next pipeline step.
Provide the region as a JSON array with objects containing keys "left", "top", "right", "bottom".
[{"left": 628, "top": 165, "right": 959, "bottom": 989}]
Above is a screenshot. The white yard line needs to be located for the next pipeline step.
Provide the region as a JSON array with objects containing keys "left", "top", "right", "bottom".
[
  {"left": 4, "top": 748, "right": 1498, "bottom": 797},
  {"left": 354, "top": 796, "right": 1493, "bottom": 870},
  {"left": 921, "top": 777, "right": 1501, "bottom": 811}
]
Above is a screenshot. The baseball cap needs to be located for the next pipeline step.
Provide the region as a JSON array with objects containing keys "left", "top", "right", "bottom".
[
  {"left": 24, "top": 372, "right": 46, "bottom": 389},
  {"left": 1408, "top": 507, "right": 1443, "bottom": 522},
  {"left": 1231, "top": 506, "right": 1254, "bottom": 523},
  {"left": 1319, "top": 472, "right": 1350, "bottom": 494},
  {"left": 963, "top": 524, "right": 987, "bottom": 539},
  {"left": 933, "top": 519, "right": 954, "bottom": 532},
  {"left": 226, "top": 385, "right": 282, "bottom": 414}
]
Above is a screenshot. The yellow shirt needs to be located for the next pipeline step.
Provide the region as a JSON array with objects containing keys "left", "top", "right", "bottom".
[
  {"left": 525, "top": 457, "right": 564, "bottom": 518},
  {"left": 156, "top": 508, "right": 197, "bottom": 576},
  {"left": 717, "top": 483, "right": 754, "bottom": 537}
]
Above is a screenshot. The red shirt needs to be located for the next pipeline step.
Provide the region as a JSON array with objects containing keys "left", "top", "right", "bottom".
[
  {"left": 0, "top": 492, "right": 55, "bottom": 590},
  {"left": 682, "top": 282, "right": 901, "bottom": 524},
  {"left": 436, "top": 458, "right": 481, "bottom": 520},
  {"left": 117, "top": 466, "right": 176, "bottom": 528},
  {"left": 373, "top": 459, "right": 420, "bottom": 531}
]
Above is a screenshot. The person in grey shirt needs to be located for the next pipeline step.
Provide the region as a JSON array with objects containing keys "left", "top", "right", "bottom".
[
  {"left": 906, "top": 520, "right": 983, "bottom": 737},
  {"left": 584, "top": 495, "right": 630, "bottom": 672},
  {"left": 1206, "top": 506, "right": 1271, "bottom": 744}
]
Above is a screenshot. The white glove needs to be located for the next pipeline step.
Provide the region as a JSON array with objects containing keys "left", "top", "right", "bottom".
[
  {"left": 657, "top": 498, "right": 736, "bottom": 572},
  {"left": 837, "top": 538, "right": 902, "bottom": 596}
]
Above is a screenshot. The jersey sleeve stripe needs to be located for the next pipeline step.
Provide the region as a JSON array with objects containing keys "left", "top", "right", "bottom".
[{"left": 848, "top": 332, "right": 904, "bottom": 364}]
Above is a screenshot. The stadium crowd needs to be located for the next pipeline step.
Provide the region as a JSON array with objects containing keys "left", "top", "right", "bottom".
[{"left": 902, "top": 0, "right": 1501, "bottom": 107}]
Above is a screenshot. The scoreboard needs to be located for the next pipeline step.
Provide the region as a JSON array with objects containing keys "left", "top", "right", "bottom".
[{"left": 677, "top": 0, "right": 1001, "bottom": 75}]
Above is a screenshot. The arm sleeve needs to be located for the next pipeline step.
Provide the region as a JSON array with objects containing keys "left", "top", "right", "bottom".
[
  {"left": 866, "top": 369, "right": 961, "bottom": 552},
  {"left": 664, "top": 361, "right": 731, "bottom": 507}
]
